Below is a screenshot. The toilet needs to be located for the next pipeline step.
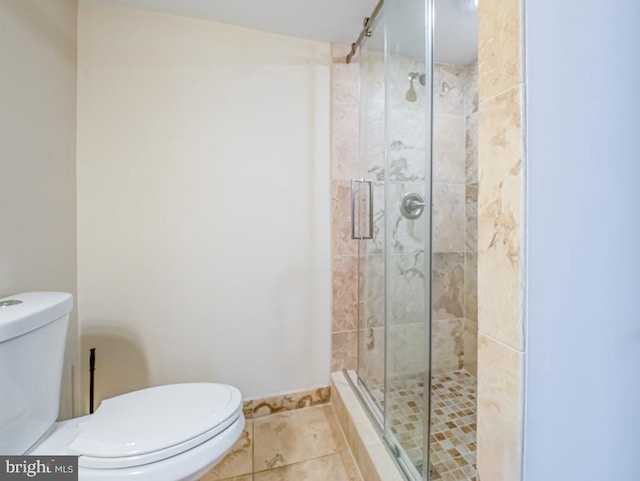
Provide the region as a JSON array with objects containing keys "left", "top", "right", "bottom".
[{"left": 0, "top": 292, "right": 244, "bottom": 481}]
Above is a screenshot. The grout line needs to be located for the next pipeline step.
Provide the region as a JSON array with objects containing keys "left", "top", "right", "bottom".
[
  {"left": 478, "top": 82, "right": 524, "bottom": 105},
  {"left": 477, "top": 330, "right": 524, "bottom": 354}
]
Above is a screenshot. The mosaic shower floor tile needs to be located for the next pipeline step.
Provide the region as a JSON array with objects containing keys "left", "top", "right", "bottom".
[{"left": 369, "top": 370, "right": 477, "bottom": 481}]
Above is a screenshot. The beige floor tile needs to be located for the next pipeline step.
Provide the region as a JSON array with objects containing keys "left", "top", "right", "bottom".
[
  {"left": 253, "top": 405, "right": 345, "bottom": 471},
  {"left": 253, "top": 452, "right": 361, "bottom": 481},
  {"left": 200, "top": 421, "right": 253, "bottom": 480},
  {"left": 209, "top": 476, "right": 252, "bottom": 481}
]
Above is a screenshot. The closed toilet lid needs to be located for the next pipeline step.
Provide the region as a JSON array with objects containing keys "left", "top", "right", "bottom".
[{"left": 70, "top": 383, "right": 242, "bottom": 469}]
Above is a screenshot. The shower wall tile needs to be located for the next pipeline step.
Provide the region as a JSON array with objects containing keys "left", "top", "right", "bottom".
[
  {"left": 358, "top": 326, "right": 385, "bottom": 391},
  {"left": 333, "top": 222, "right": 358, "bottom": 257},
  {"left": 431, "top": 318, "right": 464, "bottom": 374},
  {"left": 362, "top": 113, "right": 386, "bottom": 180},
  {"left": 478, "top": 0, "right": 522, "bottom": 102},
  {"left": 363, "top": 181, "right": 385, "bottom": 256},
  {"left": 389, "top": 253, "right": 426, "bottom": 326},
  {"left": 466, "top": 111, "right": 479, "bottom": 184},
  {"left": 330, "top": 45, "right": 361, "bottom": 376},
  {"left": 465, "top": 61, "right": 479, "bottom": 115},
  {"left": 465, "top": 252, "right": 478, "bottom": 323},
  {"left": 390, "top": 110, "right": 427, "bottom": 152},
  {"left": 389, "top": 147, "right": 425, "bottom": 182},
  {"left": 466, "top": 182, "right": 478, "bottom": 254},
  {"left": 331, "top": 180, "right": 352, "bottom": 224},
  {"left": 362, "top": 49, "right": 385, "bottom": 106},
  {"left": 361, "top": 254, "right": 384, "bottom": 329},
  {"left": 476, "top": 333, "right": 523, "bottom": 481},
  {"left": 332, "top": 62, "right": 360, "bottom": 105},
  {"left": 331, "top": 102, "right": 359, "bottom": 180},
  {"left": 434, "top": 150, "right": 466, "bottom": 184},
  {"left": 432, "top": 252, "right": 465, "bottom": 321},
  {"left": 433, "top": 63, "right": 467, "bottom": 116},
  {"left": 331, "top": 330, "right": 358, "bottom": 372},
  {"left": 331, "top": 169, "right": 357, "bottom": 255},
  {"left": 463, "top": 319, "right": 478, "bottom": 376},
  {"left": 433, "top": 183, "right": 466, "bottom": 253},
  {"left": 332, "top": 256, "right": 358, "bottom": 332},
  {"left": 477, "top": 0, "right": 525, "bottom": 478},
  {"left": 477, "top": 85, "right": 524, "bottom": 350},
  {"left": 463, "top": 61, "right": 479, "bottom": 385},
  {"left": 433, "top": 115, "right": 465, "bottom": 156},
  {"left": 387, "top": 322, "right": 425, "bottom": 378}
]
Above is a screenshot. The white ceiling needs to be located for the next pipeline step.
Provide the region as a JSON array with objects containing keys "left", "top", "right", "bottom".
[
  {"left": 97, "top": 0, "right": 378, "bottom": 45},
  {"left": 97, "top": 0, "right": 477, "bottom": 65},
  {"left": 434, "top": 0, "right": 478, "bottom": 65}
]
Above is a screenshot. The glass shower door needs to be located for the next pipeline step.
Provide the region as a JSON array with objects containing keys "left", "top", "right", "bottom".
[
  {"left": 384, "top": 0, "right": 432, "bottom": 478},
  {"left": 354, "top": 13, "right": 387, "bottom": 420},
  {"left": 349, "top": 0, "right": 433, "bottom": 479}
]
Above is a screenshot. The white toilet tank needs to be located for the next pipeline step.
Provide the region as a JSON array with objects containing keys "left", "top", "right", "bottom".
[{"left": 0, "top": 292, "right": 73, "bottom": 455}]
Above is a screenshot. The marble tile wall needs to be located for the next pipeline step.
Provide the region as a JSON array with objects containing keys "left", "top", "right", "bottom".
[
  {"left": 330, "top": 44, "right": 360, "bottom": 373},
  {"left": 330, "top": 0, "right": 528, "bottom": 473},
  {"left": 432, "top": 62, "right": 478, "bottom": 377},
  {"left": 330, "top": 47, "right": 479, "bottom": 382},
  {"left": 464, "top": 61, "right": 479, "bottom": 377},
  {"left": 476, "top": 0, "right": 526, "bottom": 479},
  {"left": 243, "top": 386, "right": 331, "bottom": 419}
]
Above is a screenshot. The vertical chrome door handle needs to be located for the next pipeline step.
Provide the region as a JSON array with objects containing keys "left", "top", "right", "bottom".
[{"left": 351, "top": 178, "right": 374, "bottom": 240}]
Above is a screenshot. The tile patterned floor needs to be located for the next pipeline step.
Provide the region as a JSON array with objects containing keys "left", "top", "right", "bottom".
[
  {"left": 200, "top": 404, "right": 363, "bottom": 481},
  {"left": 429, "top": 370, "right": 477, "bottom": 481},
  {"left": 370, "top": 370, "right": 477, "bottom": 481}
]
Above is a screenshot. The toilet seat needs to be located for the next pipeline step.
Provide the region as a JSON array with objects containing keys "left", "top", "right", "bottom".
[{"left": 69, "top": 383, "right": 242, "bottom": 470}]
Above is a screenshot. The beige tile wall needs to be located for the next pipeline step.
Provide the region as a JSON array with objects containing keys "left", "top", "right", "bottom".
[
  {"left": 330, "top": 51, "right": 480, "bottom": 379},
  {"left": 331, "top": 6, "right": 529, "bottom": 473},
  {"left": 477, "top": 0, "right": 526, "bottom": 479},
  {"left": 330, "top": 45, "right": 360, "bottom": 372},
  {"left": 432, "top": 61, "right": 479, "bottom": 377}
]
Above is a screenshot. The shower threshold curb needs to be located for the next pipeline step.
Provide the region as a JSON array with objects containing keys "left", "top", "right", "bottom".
[{"left": 331, "top": 371, "right": 406, "bottom": 481}]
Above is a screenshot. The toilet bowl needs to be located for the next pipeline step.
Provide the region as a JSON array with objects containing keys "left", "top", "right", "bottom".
[{"left": 0, "top": 292, "right": 244, "bottom": 481}]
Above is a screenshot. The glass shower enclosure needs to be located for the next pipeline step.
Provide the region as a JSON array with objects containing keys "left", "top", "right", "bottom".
[
  {"left": 346, "top": 0, "right": 433, "bottom": 479},
  {"left": 345, "top": 0, "right": 478, "bottom": 480}
]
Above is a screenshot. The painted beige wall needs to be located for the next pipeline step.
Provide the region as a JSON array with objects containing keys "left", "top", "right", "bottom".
[
  {"left": 0, "top": 0, "right": 78, "bottom": 419},
  {"left": 77, "top": 0, "right": 331, "bottom": 410}
]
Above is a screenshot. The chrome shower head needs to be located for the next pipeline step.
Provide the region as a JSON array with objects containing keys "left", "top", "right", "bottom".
[{"left": 406, "top": 72, "right": 419, "bottom": 102}]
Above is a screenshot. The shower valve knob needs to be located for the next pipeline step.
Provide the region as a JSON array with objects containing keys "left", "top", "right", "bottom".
[{"left": 400, "top": 192, "right": 426, "bottom": 220}]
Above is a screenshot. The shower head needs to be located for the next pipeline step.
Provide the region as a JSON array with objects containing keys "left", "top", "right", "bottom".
[
  {"left": 409, "top": 72, "right": 426, "bottom": 86},
  {"left": 406, "top": 73, "right": 418, "bottom": 102},
  {"left": 406, "top": 72, "right": 426, "bottom": 102}
]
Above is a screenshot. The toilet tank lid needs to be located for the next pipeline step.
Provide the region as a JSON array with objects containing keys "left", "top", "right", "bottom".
[{"left": 0, "top": 292, "right": 73, "bottom": 342}]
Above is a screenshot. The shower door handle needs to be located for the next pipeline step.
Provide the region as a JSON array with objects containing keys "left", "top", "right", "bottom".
[{"left": 351, "top": 178, "right": 374, "bottom": 240}]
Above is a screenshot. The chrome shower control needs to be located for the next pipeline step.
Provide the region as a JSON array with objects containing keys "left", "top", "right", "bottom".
[{"left": 400, "top": 192, "right": 425, "bottom": 220}]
